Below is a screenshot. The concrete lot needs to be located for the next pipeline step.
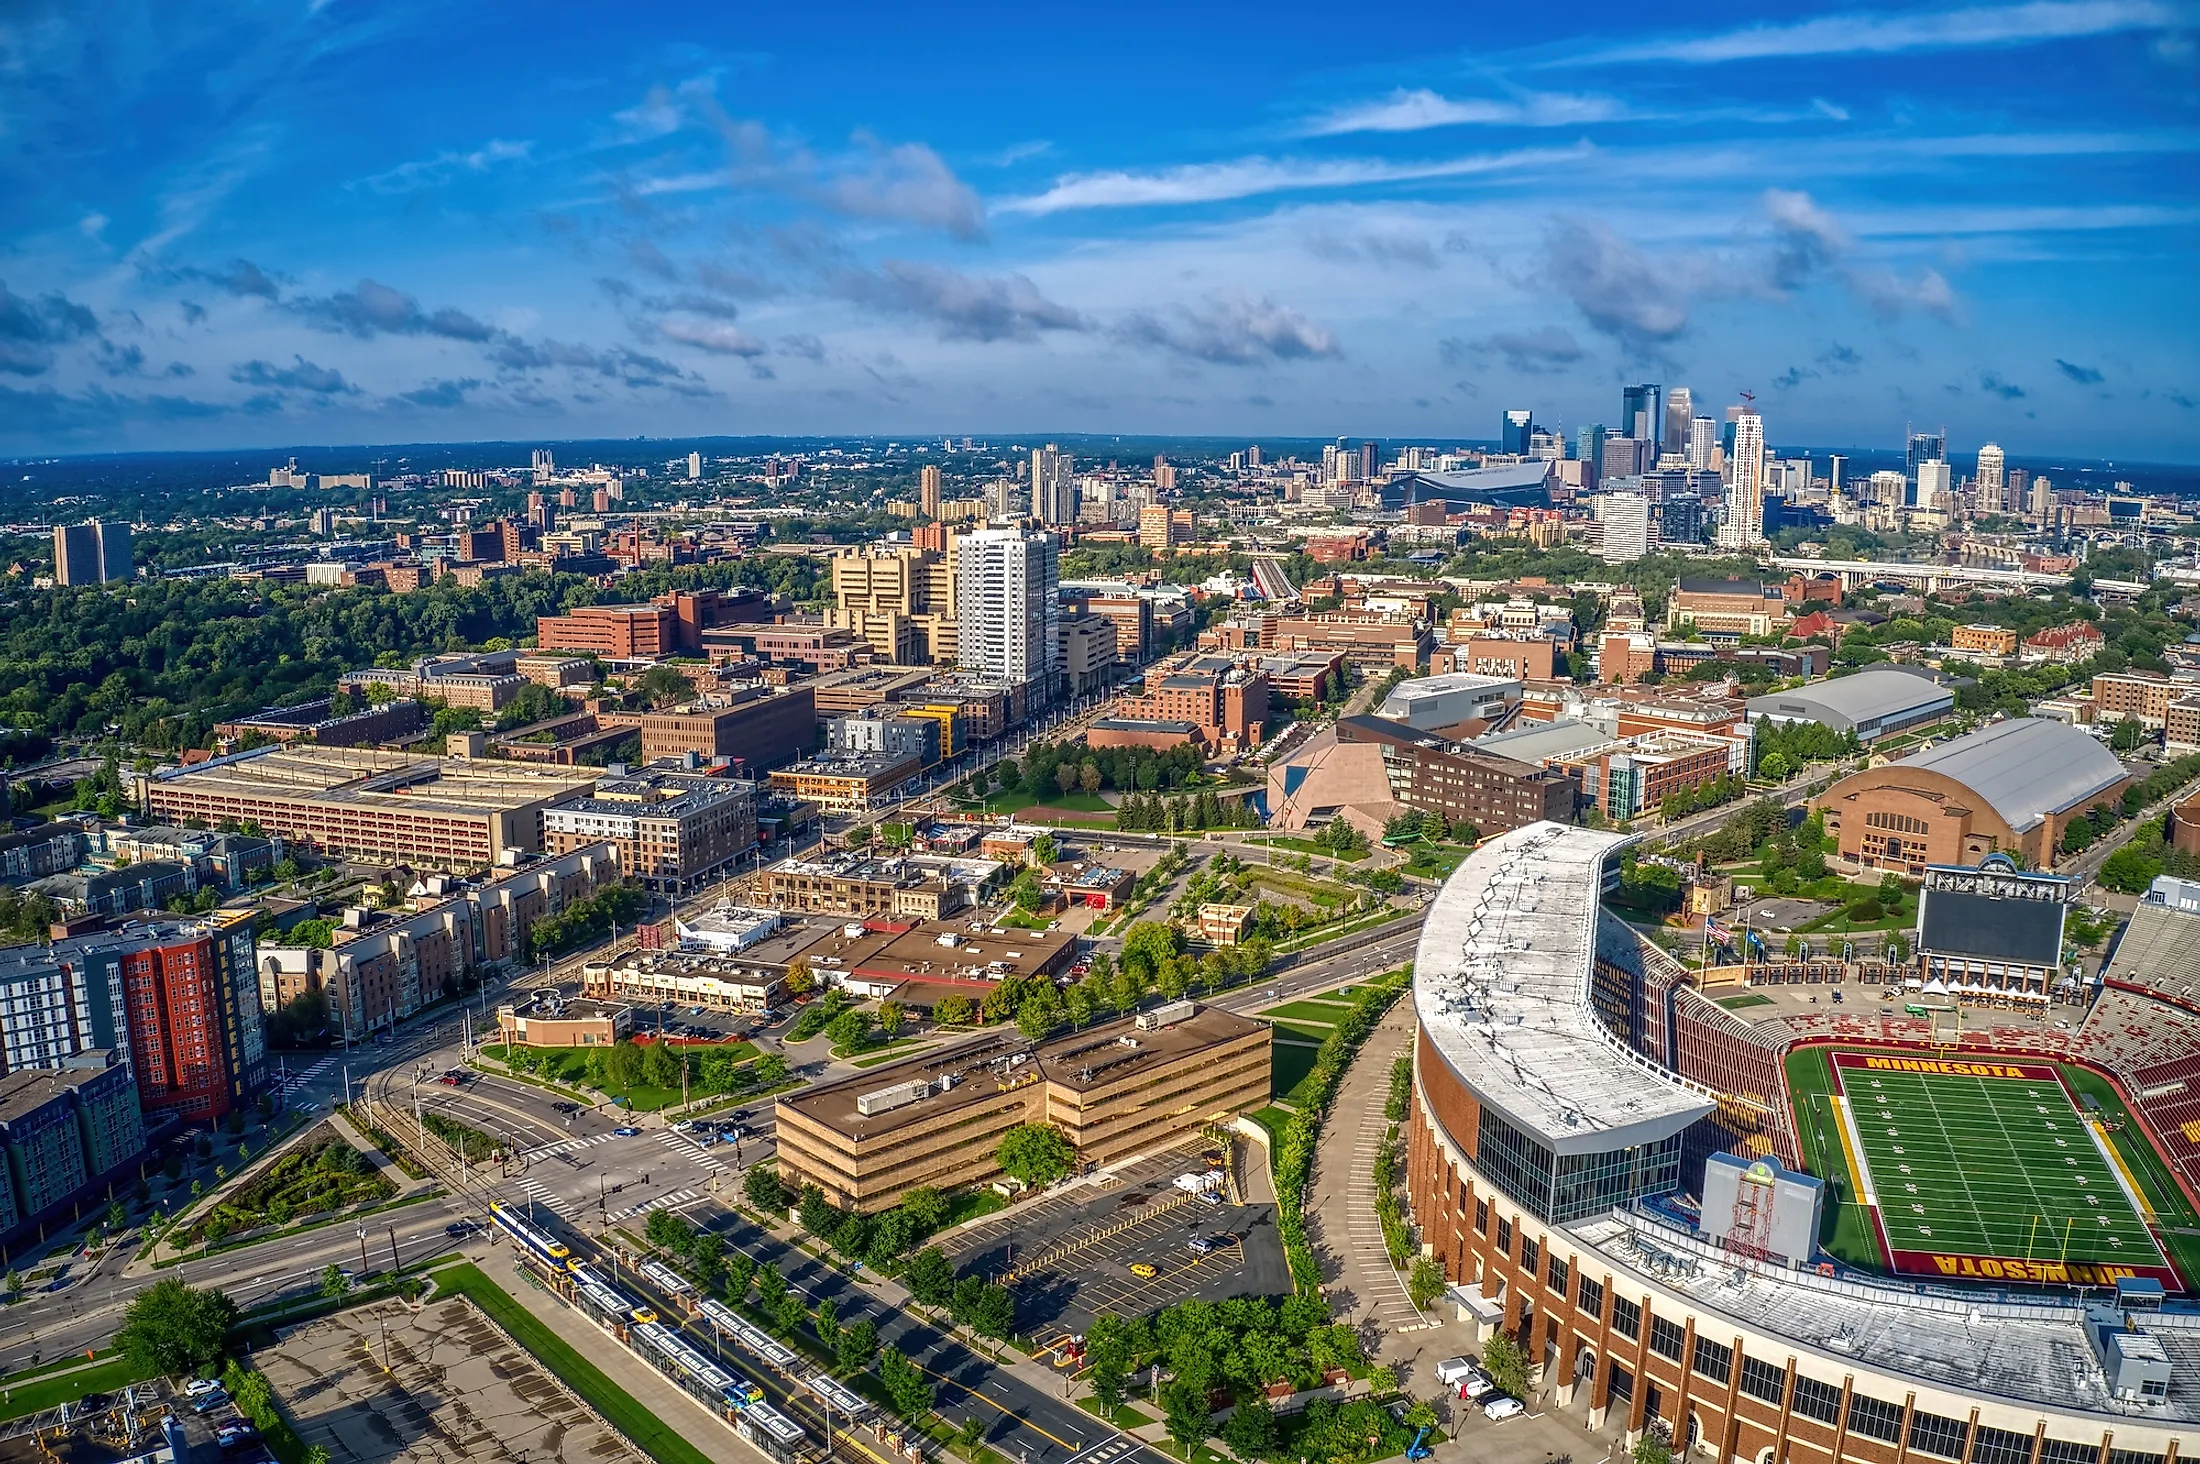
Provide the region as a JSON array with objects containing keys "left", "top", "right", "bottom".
[
  {"left": 259, "top": 1294, "right": 642, "bottom": 1464},
  {"left": 943, "top": 1147, "right": 1289, "bottom": 1334}
]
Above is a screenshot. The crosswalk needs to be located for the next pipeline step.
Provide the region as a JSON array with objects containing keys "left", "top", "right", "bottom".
[
  {"left": 512, "top": 1178, "right": 580, "bottom": 1220},
  {"left": 605, "top": 1187, "right": 709, "bottom": 1223},
  {"left": 521, "top": 1132, "right": 619, "bottom": 1161},
  {"left": 1065, "top": 1437, "right": 1149, "bottom": 1464},
  {"left": 269, "top": 1054, "right": 336, "bottom": 1096},
  {"left": 655, "top": 1129, "right": 729, "bottom": 1175}
]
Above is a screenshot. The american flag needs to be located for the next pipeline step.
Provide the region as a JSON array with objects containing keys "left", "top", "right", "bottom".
[{"left": 1704, "top": 917, "right": 1732, "bottom": 943}]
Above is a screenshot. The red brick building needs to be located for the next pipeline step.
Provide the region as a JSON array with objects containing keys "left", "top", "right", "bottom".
[{"left": 116, "top": 920, "right": 265, "bottom": 1122}]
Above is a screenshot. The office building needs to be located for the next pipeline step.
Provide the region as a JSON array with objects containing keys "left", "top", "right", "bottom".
[
  {"left": 1720, "top": 406, "right": 1765, "bottom": 546},
  {"left": 1907, "top": 429, "right": 1946, "bottom": 469},
  {"left": 1137, "top": 505, "right": 1191, "bottom": 550},
  {"left": 637, "top": 687, "right": 817, "bottom": 772},
  {"left": 956, "top": 526, "right": 1060, "bottom": 701},
  {"left": 1502, "top": 410, "right": 1533, "bottom": 456},
  {"left": 776, "top": 1002, "right": 1270, "bottom": 1211},
  {"left": 539, "top": 773, "right": 756, "bottom": 895},
  {"left": 1663, "top": 386, "right": 1693, "bottom": 456},
  {"left": 1574, "top": 424, "right": 1605, "bottom": 471},
  {"left": 766, "top": 754, "right": 922, "bottom": 815},
  {"left": 1688, "top": 414, "right": 1717, "bottom": 470},
  {"left": 1917, "top": 459, "right": 1954, "bottom": 514},
  {"left": 1097, "top": 654, "right": 1269, "bottom": 753},
  {"left": 1621, "top": 383, "right": 1662, "bottom": 444},
  {"left": 146, "top": 745, "right": 601, "bottom": 870},
  {"left": 1596, "top": 494, "right": 1652, "bottom": 563},
  {"left": 52, "top": 520, "right": 132, "bottom": 586},
  {"left": 918, "top": 464, "right": 942, "bottom": 519}
]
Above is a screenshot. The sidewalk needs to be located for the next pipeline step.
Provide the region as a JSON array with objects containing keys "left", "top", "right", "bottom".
[{"left": 1305, "top": 1001, "right": 1425, "bottom": 1335}]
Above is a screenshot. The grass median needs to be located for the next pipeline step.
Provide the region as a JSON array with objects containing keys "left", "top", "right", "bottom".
[{"left": 434, "top": 1262, "right": 716, "bottom": 1464}]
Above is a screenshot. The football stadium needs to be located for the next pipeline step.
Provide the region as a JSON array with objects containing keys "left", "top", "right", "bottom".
[{"left": 1405, "top": 822, "right": 2200, "bottom": 1464}]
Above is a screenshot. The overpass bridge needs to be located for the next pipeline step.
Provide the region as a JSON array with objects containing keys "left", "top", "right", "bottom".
[{"left": 1772, "top": 556, "right": 2147, "bottom": 597}]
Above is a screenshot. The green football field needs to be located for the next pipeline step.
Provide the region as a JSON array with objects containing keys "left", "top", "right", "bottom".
[{"left": 1823, "top": 1052, "right": 2173, "bottom": 1286}]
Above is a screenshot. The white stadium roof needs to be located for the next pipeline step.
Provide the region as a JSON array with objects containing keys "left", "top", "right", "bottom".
[{"left": 1414, "top": 821, "right": 1713, "bottom": 1154}]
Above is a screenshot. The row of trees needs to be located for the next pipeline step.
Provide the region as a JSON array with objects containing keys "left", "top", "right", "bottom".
[
  {"left": 525, "top": 882, "right": 649, "bottom": 959},
  {"left": 1113, "top": 790, "right": 1260, "bottom": 832}
]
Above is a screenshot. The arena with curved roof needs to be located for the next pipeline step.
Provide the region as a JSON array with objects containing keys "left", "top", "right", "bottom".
[{"left": 1407, "top": 822, "right": 2200, "bottom": 1464}]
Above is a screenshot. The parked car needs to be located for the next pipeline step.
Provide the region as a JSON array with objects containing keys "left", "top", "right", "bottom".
[
  {"left": 1128, "top": 1262, "right": 1158, "bottom": 1279},
  {"left": 1186, "top": 1237, "right": 1213, "bottom": 1255},
  {"left": 217, "top": 1422, "right": 259, "bottom": 1451},
  {"left": 191, "top": 1390, "right": 231, "bottom": 1415},
  {"left": 185, "top": 1378, "right": 225, "bottom": 1399},
  {"left": 1196, "top": 1190, "right": 1224, "bottom": 1207},
  {"left": 1481, "top": 1397, "right": 1524, "bottom": 1422},
  {"left": 1458, "top": 1374, "right": 1497, "bottom": 1402}
]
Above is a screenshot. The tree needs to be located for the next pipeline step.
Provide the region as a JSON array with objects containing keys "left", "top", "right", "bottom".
[
  {"left": 605, "top": 1040, "right": 645, "bottom": 1091},
  {"left": 836, "top": 1317, "right": 880, "bottom": 1372},
  {"left": 969, "top": 1282, "right": 1015, "bottom": 1340},
  {"left": 1088, "top": 1359, "right": 1126, "bottom": 1413},
  {"left": 1220, "top": 1393, "right": 1276, "bottom": 1456},
  {"left": 825, "top": 1008, "right": 873, "bottom": 1051},
  {"left": 319, "top": 1264, "right": 350, "bottom": 1301},
  {"left": 1032, "top": 833, "right": 1058, "bottom": 866},
  {"left": 878, "top": 1346, "right": 933, "bottom": 1416},
  {"left": 1161, "top": 1379, "right": 1210, "bottom": 1458},
  {"left": 956, "top": 1414, "right": 988, "bottom": 1459},
  {"left": 116, "top": 1278, "right": 238, "bottom": 1378},
  {"left": 1368, "top": 1364, "right": 1399, "bottom": 1396},
  {"left": 1079, "top": 762, "right": 1103, "bottom": 794},
  {"left": 1407, "top": 1256, "right": 1445, "bottom": 1310},
  {"left": 814, "top": 1297, "right": 840, "bottom": 1350},
  {"left": 744, "top": 1165, "right": 789, "bottom": 1212},
  {"left": 933, "top": 993, "right": 977, "bottom": 1026},
  {"left": 725, "top": 1250, "right": 757, "bottom": 1302},
  {"left": 1633, "top": 1420, "right": 1677, "bottom": 1464},
  {"left": 798, "top": 1184, "right": 838, "bottom": 1237},
  {"left": 877, "top": 1001, "right": 905, "bottom": 1039},
  {"left": 1480, "top": 1332, "right": 1530, "bottom": 1400},
  {"left": 637, "top": 664, "right": 697, "bottom": 709},
  {"left": 784, "top": 958, "right": 817, "bottom": 998},
  {"left": 905, "top": 1246, "right": 956, "bottom": 1308},
  {"left": 641, "top": 1041, "right": 680, "bottom": 1089},
  {"left": 994, "top": 1123, "right": 1076, "bottom": 1186}
]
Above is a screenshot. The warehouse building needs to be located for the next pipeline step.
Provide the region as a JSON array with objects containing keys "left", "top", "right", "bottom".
[
  {"left": 775, "top": 1002, "right": 1269, "bottom": 1210},
  {"left": 1744, "top": 665, "right": 1954, "bottom": 744}
]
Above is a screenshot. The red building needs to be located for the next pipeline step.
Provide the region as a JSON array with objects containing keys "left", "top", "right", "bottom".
[{"left": 114, "top": 920, "right": 265, "bottom": 1122}]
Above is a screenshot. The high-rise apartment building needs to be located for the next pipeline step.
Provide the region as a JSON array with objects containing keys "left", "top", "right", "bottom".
[
  {"left": 2030, "top": 475, "right": 2054, "bottom": 522},
  {"left": 1502, "top": 410, "right": 1533, "bottom": 455},
  {"left": 1621, "top": 383, "right": 1662, "bottom": 443},
  {"left": 110, "top": 919, "right": 265, "bottom": 1122},
  {"left": 1663, "top": 387, "right": 1693, "bottom": 456},
  {"left": 1688, "top": 416, "right": 1717, "bottom": 470},
  {"left": 1917, "top": 460, "right": 1954, "bottom": 514},
  {"left": 532, "top": 448, "right": 555, "bottom": 476},
  {"left": 52, "top": 521, "right": 131, "bottom": 586},
  {"left": 1976, "top": 443, "right": 2006, "bottom": 513},
  {"left": 918, "top": 464, "right": 942, "bottom": 519},
  {"left": 1597, "top": 494, "right": 1652, "bottom": 563},
  {"left": 1907, "top": 430, "right": 1946, "bottom": 469},
  {"left": 956, "top": 526, "right": 1061, "bottom": 701},
  {"left": 1720, "top": 407, "right": 1766, "bottom": 547},
  {"left": 1032, "top": 444, "right": 1075, "bottom": 525},
  {"left": 687, "top": 451, "right": 703, "bottom": 480}
]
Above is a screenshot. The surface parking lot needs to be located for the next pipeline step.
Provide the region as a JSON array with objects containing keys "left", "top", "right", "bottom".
[{"left": 943, "top": 1147, "right": 1290, "bottom": 1334}]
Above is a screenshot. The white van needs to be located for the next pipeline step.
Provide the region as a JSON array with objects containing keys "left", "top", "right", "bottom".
[{"left": 1432, "top": 1357, "right": 1478, "bottom": 1386}]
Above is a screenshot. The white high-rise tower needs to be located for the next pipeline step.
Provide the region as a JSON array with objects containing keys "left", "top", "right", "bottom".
[
  {"left": 955, "top": 526, "right": 1062, "bottom": 702},
  {"left": 1031, "top": 444, "right": 1075, "bottom": 525},
  {"left": 1976, "top": 443, "right": 2006, "bottom": 513},
  {"left": 1720, "top": 406, "right": 1766, "bottom": 547}
]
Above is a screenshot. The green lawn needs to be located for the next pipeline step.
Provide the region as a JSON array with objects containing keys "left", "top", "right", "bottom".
[
  {"left": 1400, "top": 843, "right": 1479, "bottom": 880},
  {"left": 1711, "top": 992, "right": 1774, "bottom": 1010},
  {"left": 955, "top": 789, "right": 1116, "bottom": 816},
  {"left": 1272, "top": 1021, "right": 1332, "bottom": 1042},
  {"left": 1262, "top": 999, "right": 1353, "bottom": 1023},
  {"left": 0, "top": 1355, "right": 156, "bottom": 1420},
  {"left": 1077, "top": 1397, "right": 1159, "bottom": 1427},
  {"left": 434, "top": 1263, "right": 717, "bottom": 1464},
  {"left": 1271, "top": 1040, "right": 1322, "bottom": 1100},
  {"left": 1246, "top": 836, "right": 1368, "bottom": 862}
]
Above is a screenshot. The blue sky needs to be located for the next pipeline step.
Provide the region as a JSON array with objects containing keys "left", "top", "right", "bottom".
[{"left": 2, "top": 0, "right": 2196, "bottom": 460}]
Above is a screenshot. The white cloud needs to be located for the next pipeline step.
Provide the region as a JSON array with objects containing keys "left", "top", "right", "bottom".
[
  {"left": 1574, "top": 0, "right": 2176, "bottom": 65},
  {"left": 1302, "top": 87, "right": 1623, "bottom": 135},
  {"left": 998, "top": 142, "right": 1590, "bottom": 214},
  {"left": 659, "top": 318, "right": 768, "bottom": 356},
  {"left": 358, "top": 138, "right": 532, "bottom": 193}
]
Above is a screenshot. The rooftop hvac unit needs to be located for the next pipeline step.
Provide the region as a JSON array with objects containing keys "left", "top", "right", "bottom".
[
  {"left": 855, "top": 1079, "right": 932, "bottom": 1116},
  {"left": 1136, "top": 999, "right": 1196, "bottom": 1031}
]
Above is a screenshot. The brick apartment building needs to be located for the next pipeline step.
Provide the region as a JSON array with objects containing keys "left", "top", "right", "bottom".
[
  {"left": 536, "top": 587, "right": 769, "bottom": 659},
  {"left": 540, "top": 775, "right": 756, "bottom": 894},
  {"left": 1095, "top": 655, "right": 1269, "bottom": 752}
]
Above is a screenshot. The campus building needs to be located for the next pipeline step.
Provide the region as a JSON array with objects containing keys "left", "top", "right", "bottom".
[
  {"left": 775, "top": 1002, "right": 1270, "bottom": 1210},
  {"left": 1813, "top": 718, "right": 2130, "bottom": 872},
  {"left": 0, "top": 1056, "right": 147, "bottom": 1235},
  {"left": 145, "top": 746, "right": 601, "bottom": 870},
  {"left": 637, "top": 688, "right": 818, "bottom": 772},
  {"left": 540, "top": 773, "right": 756, "bottom": 895}
]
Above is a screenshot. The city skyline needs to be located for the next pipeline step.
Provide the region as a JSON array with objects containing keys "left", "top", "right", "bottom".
[{"left": 3, "top": 0, "right": 2196, "bottom": 458}]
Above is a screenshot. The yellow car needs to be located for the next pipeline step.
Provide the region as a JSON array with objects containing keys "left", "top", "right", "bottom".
[{"left": 1129, "top": 1262, "right": 1158, "bottom": 1279}]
